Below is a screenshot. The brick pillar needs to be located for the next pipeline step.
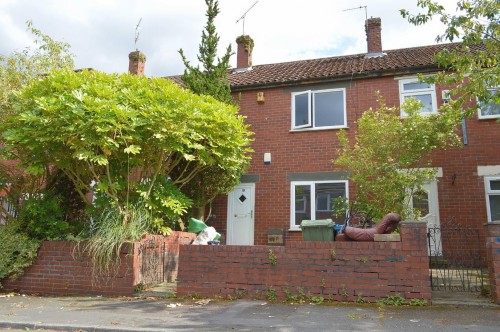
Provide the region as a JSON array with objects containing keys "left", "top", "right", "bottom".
[
  {"left": 236, "top": 35, "right": 253, "bottom": 69},
  {"left": 484, "top": 222, "right": 500, "bottom": 304},
  {"left": 400, "top": 221, "right": 428, "bottom": 254},
  {"left": 365, "top": 17, "right": 382, "bottom": 54},
  {"left": 128, "top": 50, "right": 146, "bottom": 76}
]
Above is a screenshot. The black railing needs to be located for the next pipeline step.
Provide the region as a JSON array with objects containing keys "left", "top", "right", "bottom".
[{"left": 427, "top": 220, "right": 488, "bottom": 293}]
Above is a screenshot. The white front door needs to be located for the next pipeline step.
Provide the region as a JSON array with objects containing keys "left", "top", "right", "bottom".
[
  {"left": 227, "top": 183, "right": 255, "bottom": 245},
  {"left": 412, "top": 180, "right": 442, "bottom": 256}
]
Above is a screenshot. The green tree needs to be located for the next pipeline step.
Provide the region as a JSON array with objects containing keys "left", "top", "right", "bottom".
[
  {"left": 0, "top": 21, "right": 75, "bottom": 222},
  {"left": 401, "top": 0, "right": 499, "bottom": 116},
  {"left": 333, "top": 97, "right": 461, "bottom": 221},
  {"left": 0, "top": 20, "right": 74, "bottom": 115},
  {"left": 178, "top": 0, "right": 234, "bottom": 104},
  {"left": 178, "top": 0, "right": 252, "bottom": 219},
  {"left": 1, "top": 69, "right": 252, "bottom": 231}
]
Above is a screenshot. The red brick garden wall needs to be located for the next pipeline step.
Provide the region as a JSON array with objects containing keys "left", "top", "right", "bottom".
[
  {"left": 177, "top": 221, "right": 431, "bottom": 303},
  {"left": 1, "top": 231, "right": 195, "bottom": 296}
]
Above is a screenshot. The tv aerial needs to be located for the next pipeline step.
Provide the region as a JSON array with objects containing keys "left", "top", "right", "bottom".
[
  {"left": 236, "top": 1, "right": 259, "bottom": 35},
  {"left": 343, "top": 5, "right": 367, "bottom": 20},
  {"left": 134, "top": 17, "right": 142, "bottom": 50}
]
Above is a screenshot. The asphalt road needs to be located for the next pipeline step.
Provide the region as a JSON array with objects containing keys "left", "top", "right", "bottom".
[{"left": 0, "top": 294, "right": 499, "bottom": 331}]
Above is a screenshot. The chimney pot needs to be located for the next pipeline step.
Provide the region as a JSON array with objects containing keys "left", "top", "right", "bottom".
[
  {"left": 236, "top": 35, "right": 254, "bottom": 69},
  {"left": 365, "top": 17, "right": 383, "bottom": 54},
  {"left": 128, "top": 50, "right": 146, "bottom": 76}
]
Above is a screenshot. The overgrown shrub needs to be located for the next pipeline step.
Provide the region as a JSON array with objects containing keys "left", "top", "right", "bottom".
[
  {"left": 16, "top": 192, "right": 77, "bottom": 240},
  {"left": 0, "top": 224, "right": 40, "bottom": 287}
]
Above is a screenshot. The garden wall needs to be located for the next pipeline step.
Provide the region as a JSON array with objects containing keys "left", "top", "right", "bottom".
[
  {"left": 1, "top": 231, "right": 195, "bottom": 296},
  {"left": 177, "top": 221, "right": 431, "bottom": 302}
]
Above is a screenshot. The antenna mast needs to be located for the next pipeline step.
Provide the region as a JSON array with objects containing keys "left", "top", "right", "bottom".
[
  {"left": 134, "top": 18, "right": 142, "bottom": 50},
  {"left": 342, "top": 5, "right": 367, "bottom": 21},
  {"left": 236, "top": 1, "right": 259, "bottom": 35}
]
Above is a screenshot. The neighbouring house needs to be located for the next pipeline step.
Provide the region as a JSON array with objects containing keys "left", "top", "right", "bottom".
[{"left": 196, "top": 17, "right": 500, "bottom": 253}]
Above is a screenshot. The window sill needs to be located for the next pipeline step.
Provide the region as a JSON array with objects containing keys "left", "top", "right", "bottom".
[
  {"left": 290, "top": 126, "right": 348, "bottom": 133},
  {"left": 288, "top": 228, "right": 302, "bottom": 232},
  {"left": 478, "top": 115, "right": 500, "bottom": 120}
]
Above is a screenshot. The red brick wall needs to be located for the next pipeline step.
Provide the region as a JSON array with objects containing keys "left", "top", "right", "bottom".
[
  {"left": 484, "top": 222, "right": 500, "bottom": 304},
  {"left": 210, "top": 76, "right": 500, "bottom": 248},
  {"left": 1, "top": 231, "right": 195, "bottom": 296},
  {"left": 1, "top": 241, "right": 138, "bottom": 296},
  {"left": 177, "top": 221, "right": 431, "bottom": 302}
]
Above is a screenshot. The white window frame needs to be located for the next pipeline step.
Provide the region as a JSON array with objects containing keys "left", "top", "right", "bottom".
[
  {"left": 290, "top": 180, "right": 348, "bottom": 230},
  {"left": 398, "top": 77, "right": 438, "bottom": 117},
  {"left": 291, "top": 88, "right": 347, "bottom": 130},
  {"left": 485, "top": 176, "right": 500, "bottom": 223},
  {"left": 478, "top": 87, "right": 500, "bottom": 120}
]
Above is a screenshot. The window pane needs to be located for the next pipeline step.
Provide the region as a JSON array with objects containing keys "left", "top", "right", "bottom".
[
  {"left": 489, "top": 195, "right": 500, "bottom": 222},
  {"left": 405, "top": 94, "right": 434, "bottom": 113},
  {"left": 481, "top": 102, "right": 500, "bottom": 116},
  {"left": 403, "top": 81, "right": 431, "bottom": 91},
  {"left": 294, "top": 93, "right": 309, "bottom": 127},
  {"left": 295, "top": 185, "right": 311, "bottom": 226},
  {"left": 412, "top": 190, "right": 430, "bottom": 218},
  {"left": 315, "top": 183, "right": 345, "bottom": 220},
  {"left": 491, "top": 180, "right": 500, "bottom": 191},
  {"left": 316, "top": 193, "right": 329, "bottom": 211},
  {"left": 314, "top": 90, "right": 344, "bottom": 127}
]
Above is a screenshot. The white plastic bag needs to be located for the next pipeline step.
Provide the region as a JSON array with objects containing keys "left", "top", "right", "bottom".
[{"left": 192, "top": 226, "right": 217, "bottom": 245}]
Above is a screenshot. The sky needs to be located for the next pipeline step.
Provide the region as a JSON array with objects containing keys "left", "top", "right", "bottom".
[{"left": 0, "top": 0, "right": 459, "bottom": 77}]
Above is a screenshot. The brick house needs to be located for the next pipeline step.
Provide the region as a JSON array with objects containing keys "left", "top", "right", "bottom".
[{"left": 203, "top": 17, "right": 500, "bottom": 248}]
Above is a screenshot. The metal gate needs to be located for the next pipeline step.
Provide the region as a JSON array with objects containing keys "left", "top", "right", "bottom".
[
  {"left": 139, "top": 239, "right": 167, "bottom": 286},
  {"left": 427, "top": 220, "right": 489, "bottom": 294}
]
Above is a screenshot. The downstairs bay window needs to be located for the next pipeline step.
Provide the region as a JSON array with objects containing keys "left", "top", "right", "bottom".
[{"left": 290, "top": 180, "right": 347, "bottom": 230}]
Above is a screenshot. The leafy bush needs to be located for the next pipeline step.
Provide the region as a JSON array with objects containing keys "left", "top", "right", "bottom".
[
  {"left": 137, "top": 175, "right": 192, "bottom": 234},
  {"left": 16, "top": 192, "right": 77, "bottom": 240},
  {"left": 0, "top": 224, "right": 40, "bottom": 287}
]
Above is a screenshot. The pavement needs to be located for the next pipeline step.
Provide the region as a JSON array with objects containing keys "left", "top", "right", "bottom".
[{"left": 0, "top": 288, "right": 499, "bottom": 332}]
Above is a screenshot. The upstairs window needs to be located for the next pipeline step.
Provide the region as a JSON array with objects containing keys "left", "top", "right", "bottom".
[
  {"left": 485, "top": 177, "right": 500, "bottom": 223},
  {"left": 292, "top": 88, "right": 346, "bottom": 130},
  {"left": 478, "top": 87, "right": 500, "bottom": 119},
  {"left": 399, "top": 78, "right": 437, "bottom": 116}
]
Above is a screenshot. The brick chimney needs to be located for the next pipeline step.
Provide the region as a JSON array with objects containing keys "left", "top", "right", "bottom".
[
  {"left": 236, "top": 35, "right": 254, "bottom": 69},
  {"left": 365, "top": 17, "right": 383, "bottom": 54},
  {"left": 128, "top": 50, "right": 146, "bottom": 76}
]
